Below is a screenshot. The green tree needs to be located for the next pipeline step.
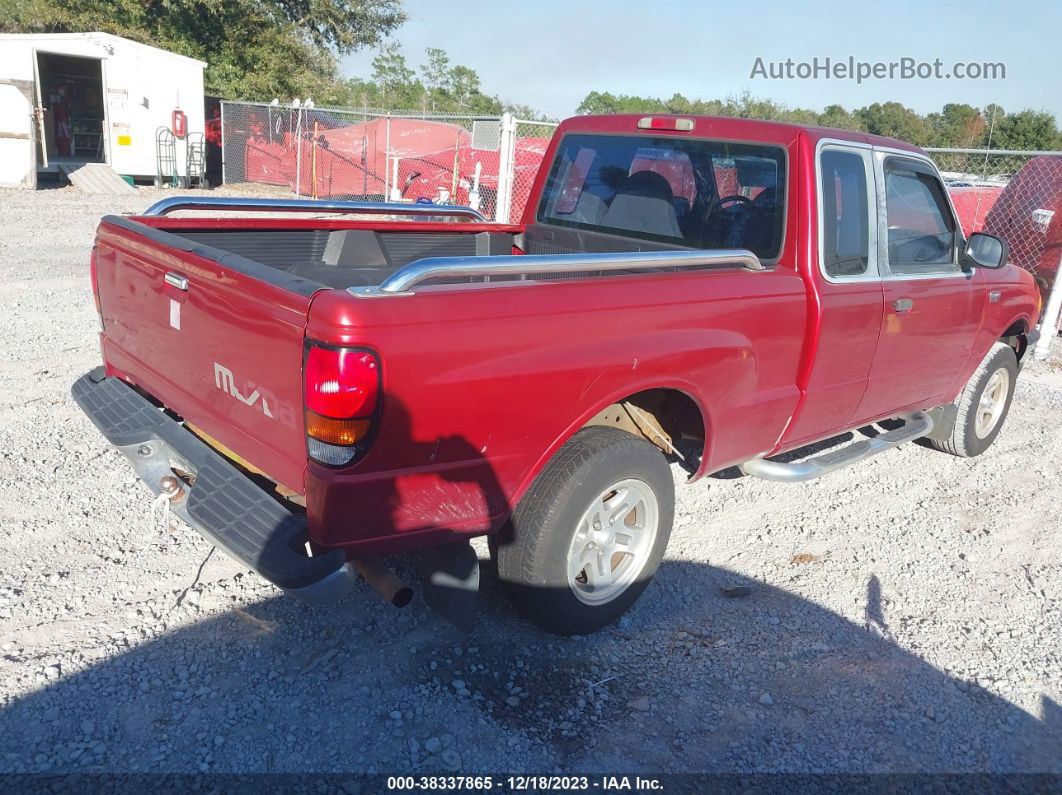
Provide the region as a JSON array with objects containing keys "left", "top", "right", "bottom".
[
  {"left": 856, "top": 102, "right": 928, "bottom": 144},
  {"left": 346, "top": 45, "right": 505, "bottom": 115},
  {"left": 372, "top": 40, "right": 414, "bottom": 106},
  {"left": 448, "top": 65, "right": 480, "bottom": 108},
  {"left": 663, "top": 93, "right": 692, "bottom": 114},
  {"left": 504, "top": 103, "right": 556, "bottom": 122},
  {"left": 991, "top": 109, "right": 1061, "bottom": 150},
  {"left": 420, "top": 46, "right": 450, "bottom": 111},
  {"left": 726, "top": 91, "right": 787, "bottom": 120},
  {"left": 925, "top": 103, "right": 986, "bottom": 147},
  {"left": 817, "top": 104, "right": 866, "bottom": 132},
  {"left": 0, "top": 0, "right": 404, "bottom": 101},
  {"left": 574, "top": 90, "right": 1060, "bottom": 149},
  {"left": 577, "top": 91, "right": 668, "bottom": 115},
  {"left": 983, "top": 104, "right": 1005, "bottom": 127}
]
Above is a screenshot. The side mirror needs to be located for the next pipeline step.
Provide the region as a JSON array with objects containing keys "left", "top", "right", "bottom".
[{"left": 962, "top": 232, "right": 1008, "bottom": 269}]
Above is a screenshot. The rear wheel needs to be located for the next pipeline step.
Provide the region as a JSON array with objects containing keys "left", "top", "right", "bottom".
[
  {"left": 929, "top": 342, "right": 1018, "bottom": 457},
  {"left": 493, "top": 427, "right": 674, "bottom": 635}
]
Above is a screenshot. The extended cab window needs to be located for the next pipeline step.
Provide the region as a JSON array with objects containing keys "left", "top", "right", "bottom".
[
  {"left": 883, "top": 157, "right": 959, "bottom": 275},
  {"left": 538, "top": 134, "right": 786, "bottom": 260},
  {"left": 820, "top": 149, "right": 870, "bottom": 278}
]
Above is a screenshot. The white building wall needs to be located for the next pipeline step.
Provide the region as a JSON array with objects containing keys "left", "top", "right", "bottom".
[
  {"left": 0, "top": 32, "right": 205, "bottom": 179},
  {"left": 0, "top": 82, "right": 35, "bottom": 187}
]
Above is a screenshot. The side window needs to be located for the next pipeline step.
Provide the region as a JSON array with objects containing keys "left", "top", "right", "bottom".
[
  {"left": 819, "top": 149, "right": 871, "bottom": 278},
  {"left": 883, "top": 158, "right": 958, "bottom": 275}
]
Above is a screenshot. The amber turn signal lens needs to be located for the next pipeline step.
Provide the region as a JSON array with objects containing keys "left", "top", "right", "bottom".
[{"left": 305, "top": 411, "right": 370, "bottom": 446}]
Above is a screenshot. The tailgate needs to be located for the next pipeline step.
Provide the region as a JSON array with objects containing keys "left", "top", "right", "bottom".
[{"left": 93, "top": 215, "right": 321, "bottom": 492}]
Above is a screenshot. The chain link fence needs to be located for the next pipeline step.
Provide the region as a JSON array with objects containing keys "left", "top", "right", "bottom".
[
  {"left": 928, "top": 148, "right": 1062, "bottom": 254},
  {"left": 929, "top": 148, "right": 1062, "bottom": 345},
  {"left": 219, "top": 102, "right": 561, "bottom": 223},
  {"left": 506, "top": 118, "right": 559, "bottom": 223},
  {"left": 221, "top": 101, "right": 515, "bottom": 218},
  {"left": 927, "top": 147, "right": 1061, "bottom": 279},
  {"left": 927, "top": 148, "right": 1044, "bottom": 184}
]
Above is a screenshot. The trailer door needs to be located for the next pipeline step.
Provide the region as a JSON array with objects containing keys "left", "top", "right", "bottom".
[{"left": 31, "top": 50, "right": 48, "bottom": 168}]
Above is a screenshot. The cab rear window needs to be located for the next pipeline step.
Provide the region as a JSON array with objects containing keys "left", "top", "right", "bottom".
[{"left": 537, "top": 134, "right": 786, "bottom": 260}]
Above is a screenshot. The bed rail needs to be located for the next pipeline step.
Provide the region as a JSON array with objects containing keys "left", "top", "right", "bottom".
[
  {"left": 140, "top": 197, "right": 487, "bottom": 222},
  {"left": 349, "top": 248, "right": 763, "bottom": 297}
]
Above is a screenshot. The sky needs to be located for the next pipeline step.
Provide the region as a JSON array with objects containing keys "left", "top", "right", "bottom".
[{"left": 341, "top": 0, "right": 1061, "bottom": 122}]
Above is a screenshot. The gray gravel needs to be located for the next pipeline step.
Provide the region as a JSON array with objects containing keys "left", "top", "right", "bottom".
[{"left": 0, "top": 186, "right": 1060, "bottom": 774}]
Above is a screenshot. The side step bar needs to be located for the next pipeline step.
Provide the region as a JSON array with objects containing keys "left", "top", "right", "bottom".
[{"left": 739, "top": 411, "right": 934, "bottom": 482}]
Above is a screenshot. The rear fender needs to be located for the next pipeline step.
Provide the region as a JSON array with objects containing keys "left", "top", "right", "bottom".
[{"left": 509, "top": 377, "right": 713, "bottom": 509}]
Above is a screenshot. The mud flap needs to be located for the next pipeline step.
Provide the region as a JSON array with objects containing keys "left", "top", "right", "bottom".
[{"left": 422, "top": 541, "right": 480, "bottom": 633}]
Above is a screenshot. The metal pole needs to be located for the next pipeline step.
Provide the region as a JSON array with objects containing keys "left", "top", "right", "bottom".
[
  {"left": 220, "top": 101, "right": 226, "bottom": 186},
  {"left": 311, "top": 120, "right": 318, "bottom": 200},
  {"left": 1034, "top": 252, "right": 1062, "bottom": 360},
  {"left": 295, "top": 104, "right": 303, "bottom": 198},
  {"left": 383, "top": 116, "right": 391, "bottom": 202},
  {"left": 495, "top": 113, "right": 515, "bottom": 223}
]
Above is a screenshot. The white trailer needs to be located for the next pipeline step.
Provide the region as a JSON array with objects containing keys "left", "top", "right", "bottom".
[{"left": 0, "top": 32, "right": 205, "bottom": 188}]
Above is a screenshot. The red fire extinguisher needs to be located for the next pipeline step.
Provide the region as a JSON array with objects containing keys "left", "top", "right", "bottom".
[{"left": 172, "top": 108, "right": 187, "bottom": 139}]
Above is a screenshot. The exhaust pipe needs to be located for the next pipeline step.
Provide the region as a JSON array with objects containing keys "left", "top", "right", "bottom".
[{"left": 349, "top": 558, "right": 413, "bottom": 607}]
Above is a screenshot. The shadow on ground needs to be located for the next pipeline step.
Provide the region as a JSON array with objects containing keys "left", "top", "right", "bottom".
[{"left": 1, "top": 558, "right": 1058, "bottom": 774}]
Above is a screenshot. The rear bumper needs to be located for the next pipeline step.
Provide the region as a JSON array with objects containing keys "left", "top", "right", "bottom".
[{"left": 71, "top": 367, "right": 357, "bottom": 603}]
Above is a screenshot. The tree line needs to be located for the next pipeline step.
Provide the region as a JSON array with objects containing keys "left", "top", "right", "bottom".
[
  {"left": 344, "top": 42, "right": 524, "bottom": 116},
  {"left": 577, "top": 91, "right": 1062, "bottom": 151}
]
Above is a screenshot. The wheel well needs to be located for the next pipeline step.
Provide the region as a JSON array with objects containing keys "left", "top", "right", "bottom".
[
  {"left": 1000, "top": 319, "right": 1030, "bottom": 361},
  {"left": 583, "top": 389, "right": 705, "bottom": 464}
]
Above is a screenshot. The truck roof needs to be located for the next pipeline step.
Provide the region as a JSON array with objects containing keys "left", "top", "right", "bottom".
[{"left": 556, "top": 113, "right": 924, "bottom": 154}]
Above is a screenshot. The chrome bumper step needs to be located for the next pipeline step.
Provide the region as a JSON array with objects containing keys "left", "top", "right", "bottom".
[{"left": 739, "top": 412, "right": 934, "bottom": 482}]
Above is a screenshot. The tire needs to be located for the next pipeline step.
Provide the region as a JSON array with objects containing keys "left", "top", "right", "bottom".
[
  {"left": 493, "top": 427, "right": 674, "bottom": 636},
  {"left": 929, "top": 342, "right": 1018, "bottom": 457}
]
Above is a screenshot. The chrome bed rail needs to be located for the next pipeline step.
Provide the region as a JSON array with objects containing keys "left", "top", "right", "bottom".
[
  {"left": 140, "top": 197, "right": 487, "bottom": 222},
  {"left": 349, "top": 248, "right": 763, "bottom": 297}
]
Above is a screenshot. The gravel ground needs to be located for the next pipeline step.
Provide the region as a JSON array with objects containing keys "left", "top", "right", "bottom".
[{"left": 0, "top": 186, "right": 1059, "bottom": 775}]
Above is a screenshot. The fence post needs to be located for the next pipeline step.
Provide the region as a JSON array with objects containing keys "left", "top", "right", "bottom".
[
  {"left": 495, "top": 112, "right": 516, "bottom": 223},
  {"left": 1034, "top": 252, "right": 1062, "bottom": 360},
  {"left": 384, "top": 116, "right": 391, "bottom": 202},
  {"left": 220, "top": 101, "right": 227, "bottom": 186},
  {"left": 311, "top": 120, "right": 318, "bottom": 200},
  {"left": 294, "top": 103, "right": 303, "bottom": 198}
]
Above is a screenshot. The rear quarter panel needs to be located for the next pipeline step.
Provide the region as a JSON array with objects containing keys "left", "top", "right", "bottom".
[{"left": 304, "top": 269, "right": 807, "bottom": 551}]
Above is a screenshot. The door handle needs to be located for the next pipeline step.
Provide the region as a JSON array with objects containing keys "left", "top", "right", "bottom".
[
  {"left": 164, "top": 272, "right": 188, "bottom": 290},
  {"left": 892, "top": 298, "right": 913, "bottom": 313}
]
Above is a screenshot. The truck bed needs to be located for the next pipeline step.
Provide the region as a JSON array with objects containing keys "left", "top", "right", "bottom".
[
  {"left": 154, "top": 225, "right": 517, "bottom": 289},
  {"left": 130, "top": 217, "right": 699, "bottom": 291}
]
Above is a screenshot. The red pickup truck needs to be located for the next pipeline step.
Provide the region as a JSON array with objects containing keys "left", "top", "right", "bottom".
[{"left": 74, "top": 114, "right": 1041, "bottom": 635}]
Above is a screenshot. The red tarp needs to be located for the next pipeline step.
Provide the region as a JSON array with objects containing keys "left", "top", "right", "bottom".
[
  {"left": 243, "top": 116, "right": 549, "bottom": 219},
  {"left": 947, "top": 186, "right": 1004, "bottom": 237},
  {"left": 981, "top": 156, "right": 1062, "bottom": 296}
]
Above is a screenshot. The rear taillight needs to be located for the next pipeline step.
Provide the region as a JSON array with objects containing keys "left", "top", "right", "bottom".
[{"left": 304, "top": 344, "right": 380, "bottom": 466}]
